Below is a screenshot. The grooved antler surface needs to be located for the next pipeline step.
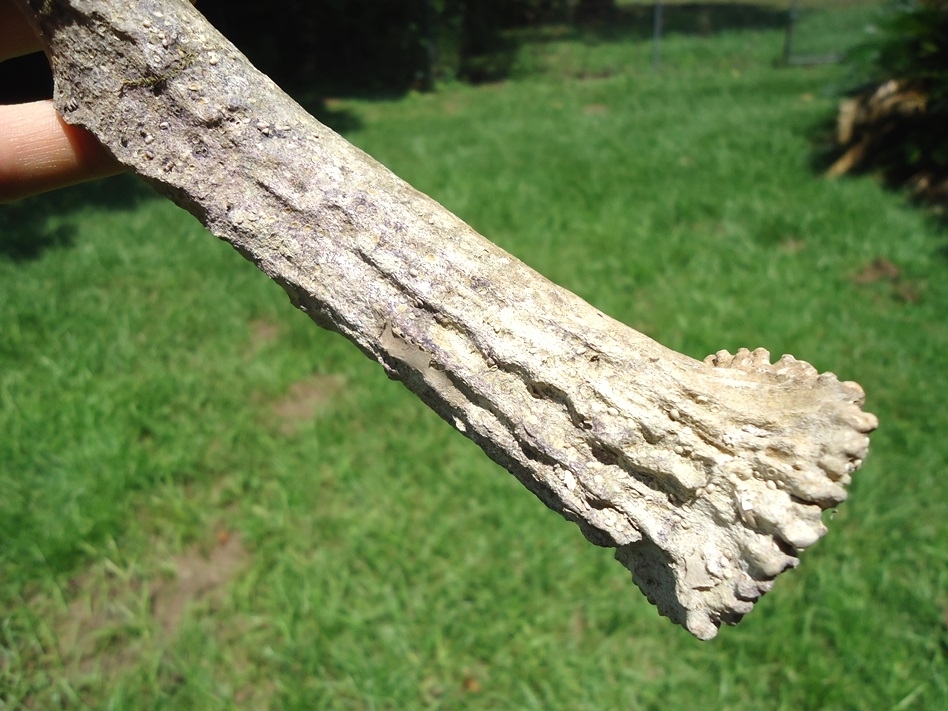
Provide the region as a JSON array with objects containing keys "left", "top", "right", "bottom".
[{"left": 15, "top": 0, "right": 877, "bottom": 639}]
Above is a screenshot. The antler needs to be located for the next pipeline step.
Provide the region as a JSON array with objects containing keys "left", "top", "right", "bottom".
[{"left": 14, "top": 0, "right": 876, "bottom": 638}]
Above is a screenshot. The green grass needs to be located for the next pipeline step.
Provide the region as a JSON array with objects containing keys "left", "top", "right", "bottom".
[{"left": 3, "top": 11, "right": 947, "bottom": 711}]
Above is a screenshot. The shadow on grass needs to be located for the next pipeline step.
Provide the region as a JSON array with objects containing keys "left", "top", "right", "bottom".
[
  {"left": 0, "top": 52, "right": 53, "bottom": 105},
  {"left": 294, "top": 94, "right": 365, "bottom": 136},
  {"left": 0, "top": 173, "right": 157, "bottom": 262}
]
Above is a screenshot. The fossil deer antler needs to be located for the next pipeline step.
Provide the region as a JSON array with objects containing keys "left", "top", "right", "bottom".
[{"left": 14, "top": 0, "right": 876, "bottom": 639}]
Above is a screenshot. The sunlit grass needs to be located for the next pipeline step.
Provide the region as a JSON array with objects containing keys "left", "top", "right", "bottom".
[{"left": 2, "top": 8, "right": 946, "bottom": 710}]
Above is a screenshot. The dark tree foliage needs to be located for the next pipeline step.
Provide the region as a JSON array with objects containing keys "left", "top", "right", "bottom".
[
  {"left": 870, "top": 0, "right": 948, "bottom": 110},
  {"left": 197, "top": 0, "right": 571, "bottom": 92},
  {"left": 0, "top": 0, "right": 793, "bottom": 102},
  {"left": 843, "top": 0, "right": 948, "bottom": 189},
  {"left": 573, "top": 0, "right": 618, "bottom": 23},
  {"left": 198, "top": 0, "right": 431, "bottom": 93}
]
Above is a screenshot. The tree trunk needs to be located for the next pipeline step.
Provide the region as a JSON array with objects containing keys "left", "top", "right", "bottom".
[{"left": 13, "top": 0, "right": 876, "bottom": 639}]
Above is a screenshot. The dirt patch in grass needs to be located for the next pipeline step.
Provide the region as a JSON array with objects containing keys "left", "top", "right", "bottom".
[
  {"left": 49, "top": 529, "right": 250, "bottom": 682},
  {"left": 582, "top": 102, "right": 609, "bottom": 115},
  {"left": 246, "top": 317, "right": 282, "bottom": 357},
  {"left": 271, "top": 374, "right": 347, "bottom": 434},
  {"left": 852, "top": 257, "right": 921, "bottom": 304},
  {"left": 251, "top": 318, "right": 281, "bottom": 342},
  {"left": 151, "top": 530, "right": 248, "bottom": 635},
  {"left": 853, "top": 257, "right": 901, "bottom": 284}
]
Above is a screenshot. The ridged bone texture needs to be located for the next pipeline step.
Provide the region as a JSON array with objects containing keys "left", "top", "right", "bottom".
[{"left": 17, "top": 0, "right": 878, "bottom": 639}]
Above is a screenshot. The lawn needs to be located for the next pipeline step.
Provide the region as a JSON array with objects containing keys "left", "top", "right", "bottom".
[{"left": 2, "top": 4, "right": 947, "bottom": 710}]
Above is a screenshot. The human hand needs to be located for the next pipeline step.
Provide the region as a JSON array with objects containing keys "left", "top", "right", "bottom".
[{"left": 0, "top": 0, "right": 124, "bottom": 203}]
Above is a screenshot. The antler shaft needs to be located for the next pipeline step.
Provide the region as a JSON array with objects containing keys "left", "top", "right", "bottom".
[{"left": 14, "top": 0, "right": 876, "bottom": 638}]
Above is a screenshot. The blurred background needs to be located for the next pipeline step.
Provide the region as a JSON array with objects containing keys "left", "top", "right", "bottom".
[
  {"left": 0, "top": 2, "right": 899, "bottom": 97},
  {"left": 2, "top": 1, "right": 946, "bottom": 709}
]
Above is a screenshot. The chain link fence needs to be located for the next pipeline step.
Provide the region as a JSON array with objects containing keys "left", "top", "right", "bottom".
[
  {"left": 780, "top": 0, "right": 889, "bottom": 65},
  {"left": 610, "top": 1, "right": 889, "bottom": 69}
]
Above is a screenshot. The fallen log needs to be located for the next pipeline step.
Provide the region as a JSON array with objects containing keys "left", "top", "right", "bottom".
[
  {"left": 827, "top": 79, "right": 928, "bottom": 179},
  {"left": 13, "top": 0, "right": 876, "bottom": 639}
]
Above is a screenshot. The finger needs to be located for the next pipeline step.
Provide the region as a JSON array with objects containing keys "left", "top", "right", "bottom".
[
  {"left": 0, "top": 100, "right": 125, "bottom": 203},
  {"left": 0, "top": 0, "right": 43, "bottom": 62}
]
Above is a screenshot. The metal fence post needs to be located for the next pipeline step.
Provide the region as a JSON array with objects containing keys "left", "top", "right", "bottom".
[
  {"left": 652, "top": 0, "right": 664, "bottom": 69},
  {"left": 783, "top": 0, "right": 800, "bottom": 65}
]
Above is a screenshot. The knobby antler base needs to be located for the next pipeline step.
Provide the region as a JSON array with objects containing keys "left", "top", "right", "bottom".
[{"left": 16, "top": 0, "right": 877, "bottom": 639}]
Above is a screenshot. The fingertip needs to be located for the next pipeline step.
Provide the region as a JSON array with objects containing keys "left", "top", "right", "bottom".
[{"left": 0, "top": 100, "right": 125, "bottom": 203}]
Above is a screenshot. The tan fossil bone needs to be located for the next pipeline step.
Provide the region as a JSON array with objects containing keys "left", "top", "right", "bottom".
[{"left": 14, "top": 0, "right": 877, "bottom": 639}]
